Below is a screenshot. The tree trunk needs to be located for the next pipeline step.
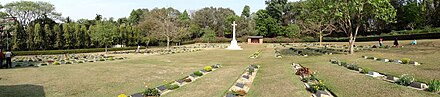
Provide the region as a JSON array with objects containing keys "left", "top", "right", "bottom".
[
  {"left": 166, "top": 36, "right": 170, "bottom": 49},
  {"left": 319, "top": 31, "right": 323, "bottom": 46},
  {"left": 105, "top": 45, "right": 108, "bottom": 54}
]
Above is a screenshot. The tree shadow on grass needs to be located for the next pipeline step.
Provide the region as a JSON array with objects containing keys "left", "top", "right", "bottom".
[{"left": 0, "top": 84, "right": 45, "bottom": 97}]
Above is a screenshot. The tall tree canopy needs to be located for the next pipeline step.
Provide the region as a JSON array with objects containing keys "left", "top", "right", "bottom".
[{"left": 3, "top": 1, "right": 61, "bottom": 26}]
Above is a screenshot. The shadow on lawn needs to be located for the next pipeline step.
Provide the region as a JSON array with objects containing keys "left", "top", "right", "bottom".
[{"left": 0, "top": 84, "right": 45, "bottom": 97}]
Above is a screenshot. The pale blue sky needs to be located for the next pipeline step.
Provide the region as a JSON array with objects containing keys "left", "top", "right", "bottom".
[{"left": 2, "top": 0, "right": 299, "bottom": 20}]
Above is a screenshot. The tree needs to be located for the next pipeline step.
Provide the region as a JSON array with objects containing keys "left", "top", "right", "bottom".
[
  {"left": 63, "top": 23, "right": 73, "bottom": 49},
  {"left": 241, "top": 5, "right": 251, "bottom": 18},
  {"left": 3, "top": 1, "right": 61, "bottom": 26},
  {"left": 25, "top": 24, "right": 34, "bottom": 49},
  {"left": 81, "top": 24, "right": 89, "bottom": 48},
  {"left": 265, "top": 0, "right": 288, "bottom": 21},
  {"left": 297, "top": 0, "right": 336, "bottom": 46},
  {"left": 202, "top": 28, "right": 216, "bottom": 43},
  {"left": 192, "top": 7, "right": 236, "bottom": 37},
  {"left": 33, "top": 23, "right": 43, "bottom": 49},
  {"left": 53, "top": 24, "right": 63, "bottom": 49},
  {"left": 90, "top": 21, "right": 117, "bottom": 53},
  {"left": 254, "top": 9, "right": 284, "bottom": 37},
  {"left": 74, "top": 24, "right": 82, "bottom": 48},
  {"left": 44, "top": 24, "right": 53, "bottom": 49},
  {"left": 128, "top": 9, "right": 148, "bottom": 25},
  {"left": 12, "top": 23, "right": 26, "bottom": 50},
  {"left": 138, "top": 8, "right": 184, "bottom": 49},
  {"left": 334, "top": 0, "right": 396, "bottom": 54}
]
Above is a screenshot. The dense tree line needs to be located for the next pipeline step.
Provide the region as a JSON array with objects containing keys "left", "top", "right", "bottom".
[{"left": 1, "top": 0, "right": 440, "bottom": 52}]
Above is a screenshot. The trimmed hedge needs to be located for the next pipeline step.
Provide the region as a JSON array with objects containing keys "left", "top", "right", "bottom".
[
  {"left": 14, "top": 47, "right": 144, "bottom": 56},
  {"left": 323, "top": 32, "right": 440, "bottom": 42}
]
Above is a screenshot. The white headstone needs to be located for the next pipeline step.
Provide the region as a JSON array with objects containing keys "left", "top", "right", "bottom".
[{"left": 226, "top": 21, "right": 242, "bottom": 50}]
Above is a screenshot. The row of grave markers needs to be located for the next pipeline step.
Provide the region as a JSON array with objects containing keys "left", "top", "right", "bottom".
[
  {"left": 329, "top": 59, "right": 438, "bottom": 94},
  {"left": 224, "top": 65, "right": 260, "bottom": 97},
  {"left": 362, "top": 56, "right": 421, "bottom": 66}
]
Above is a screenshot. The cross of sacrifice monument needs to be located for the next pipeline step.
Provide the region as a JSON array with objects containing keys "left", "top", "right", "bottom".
[{"left": 226, "top": 21, "right": 242, "bottom": 50}]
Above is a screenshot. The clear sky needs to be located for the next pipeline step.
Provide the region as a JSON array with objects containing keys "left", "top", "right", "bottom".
[{"left": 2, "top": 0, "right": 299, "bottom": 20}]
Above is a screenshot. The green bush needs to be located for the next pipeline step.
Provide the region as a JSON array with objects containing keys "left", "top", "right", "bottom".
[
  {"left": 309, "top": 80, "right": 326, "bottom": 93},
  {"left": 194, "top": 71, "right": 203, "bottom": 76},
  {"left": 428, "top": 80, "right": 440, "bottom": 92},
  {"left": 53, "top": 61, "right": 61, "bottom": 65},
  {"left": 401, "top": 58, "right": 410, "bottom": 64},
  {"left": 397, "top": 74, "right": 415, "bottom": 86},
  {"left": 248, "top": 67, "right": 255, "bottom": 74},
  {"left": 165, "top": 84, "right": 180, "bottom": 90},
  {"left": 99, "top": 58, "right": 105, "bottom": 61},
  {"left": 40, "top": 63, "right": 48, "bottom": 66},
  {"left": 77, "top": 61, "right": 84, "bottom": 63},
  {"left": 347, "top": 65, "right": 359, "bottom": 70},
  {"left": 361, "top": 68, "right": 370, "bottom": 74},
  {"left": 65, "top": 61, "right": 73, "bottom": 64},
  {"left": 203, "top": 66, "right": 212, "bottom": 72},
  {"left": 142, "top": 88, "right": 160, "bottom": 97}
]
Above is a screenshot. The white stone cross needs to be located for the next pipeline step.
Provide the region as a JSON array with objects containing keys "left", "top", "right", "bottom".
[{"left": 226, "top": 21, "right": 242, "bottom": 50}]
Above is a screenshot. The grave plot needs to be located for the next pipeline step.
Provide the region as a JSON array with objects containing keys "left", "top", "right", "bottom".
[
  {"left": 291, "top": 63, "right": 335, "bottom": 97},
  {"left": 224, "top": 65, "right": 259, "bottom": 97},
  {"left": 249, "top": 50, "right": 262, "bottom": 59},
  {"left": 362, "top": 55, "right": 421, "bottom": 66},
  {"left": 329, "top": 59, "right": 440, "bottom": 95},
  {"left": 174, "top": 43, "right": 228, "bottom": 49},
  {"left": 129, "top": 64, "right": 222, "bottom": 97},
  {"left": 10, "top": 54, "right": 126, "bottom": 68},
  {"left": 113, "top": 48, "right": 202, "bottom": 55},
  {"left": 280, "top": 48, "right": 324, "bottom": 56}
]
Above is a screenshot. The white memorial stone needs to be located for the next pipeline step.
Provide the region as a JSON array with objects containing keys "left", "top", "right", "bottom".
[
  {"left": 367, "top": 71, "right": 384, "bottom": 77},
  {"left": 226, "top": 21, "right": 242, "bottom": 50}
]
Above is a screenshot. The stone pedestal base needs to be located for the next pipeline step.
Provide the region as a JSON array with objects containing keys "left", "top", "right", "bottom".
[{"left": 226, "top": 40, "right": 242, "bottom": 50}]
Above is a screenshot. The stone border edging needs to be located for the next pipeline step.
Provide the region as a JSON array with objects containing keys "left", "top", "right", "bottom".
[
  {"left": 361, "top": 56, "right": 421, "bottom": 66},
  {"left": 224, "top": 65, "right": 260, "bottom": 97}
]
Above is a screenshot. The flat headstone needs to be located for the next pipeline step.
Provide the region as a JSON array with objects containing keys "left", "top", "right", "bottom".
[
  {"left": 157, "top": 85, "right": 167, "bottom": 91},
  {"left": 410, "top": 82, "right": 428, "bottom": 89},
  {"left": 386, "top": 75, "right": 399, "bottom": 82},
  {"left": 315, "top": 90, "right": 332, "bottom": 97},
  {"left": 368, "top": 71, "right": 384, "bottom": 77},
  {"left": 200, "top": 70, "right": 207, "bottom": 73},
  {"left": 130, "top": 93, "right": 143, "bottom": 97},
  {"left": 225, "top": 93, "right": 236, "bottom": 97},
  {"left": 235, "top": 83, "right": 245, "bottom": 88},
  {"left": 242, "top": 75, "right": 250, "bottom": 79},
  {"left": 176, "top": 79, "right": 184, "bottom": 84},
  {"left": 362, "top": 56, "right": 368, "bottom": 59},
  {"left": 190, "top": 74, "right": 197, "bottom": 77},
  {"left": 304, "top": 83, "right": 310, "bottom": 89},
  {"left": 410, "top": 61, "right": 420, "bottom": 66},
  {"left": 383, "top": 59, "right": 390, "bottom": 62}
]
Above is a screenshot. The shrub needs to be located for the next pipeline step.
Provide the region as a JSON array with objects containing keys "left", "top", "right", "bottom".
[
  {"left": 203, "top": 66, "right": 213, "bottom": 72},
  {"left": 347, "top": 64, "right": 359, "bottom": 70},
  {"left": 117, "top": 94, "right": 127, "bottom": 97},
  {"left": 142, "top": 88, "right": 160, "bottom": 97},
  {"left": 428, "top": 80, "right": 440, "bottom": 92},
  {"left": 248, "top": 67, "right": 255, "bottom": 74},
  {"left": 361, "top": 68, "right": 370, "bottom": 74},
  {"left": 65, "top": 61, "right": 73, "bottom": 64},
  {"left": 401, "top": 58, "right": 410, "bottom": 64},
  {"left": 193, "top": 71, "right": 203, "bottom": 76},
  {"left": 40, "top": 63, "right": 48, "bottom": 66},
  {"left": 397, "top": 74, "right": 415, "bottom": 86},
  {"left": 296, "top": 67, "right": 312, "bottom": 76},
  {"left": 165, "top": 84, "right": 180, "bottom": 90},
  {"left": 309, "top": 80, "right": 326, "bottom": 93},
  {"left": 77, "top": 61, "right": 84, "bottom": 63},
  {"left": 53, "top": 61, "right": 61, "bottom": 65},
  {"left": 340, "top": 62, "right": 348, "bottom": 66}
]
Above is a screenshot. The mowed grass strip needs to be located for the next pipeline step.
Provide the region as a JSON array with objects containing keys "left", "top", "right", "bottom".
[
  {"left": 0, "top": 50, "right": 215, "bottom": 97},
  {"left": 247, "top": 48, "right": 309, "bottom": 97},
  {"left": 294, "top": 55, "right": 439, "bottom": 97},
  {"left": 162, "top": 65, "right": 246, "bottom": 97}
]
